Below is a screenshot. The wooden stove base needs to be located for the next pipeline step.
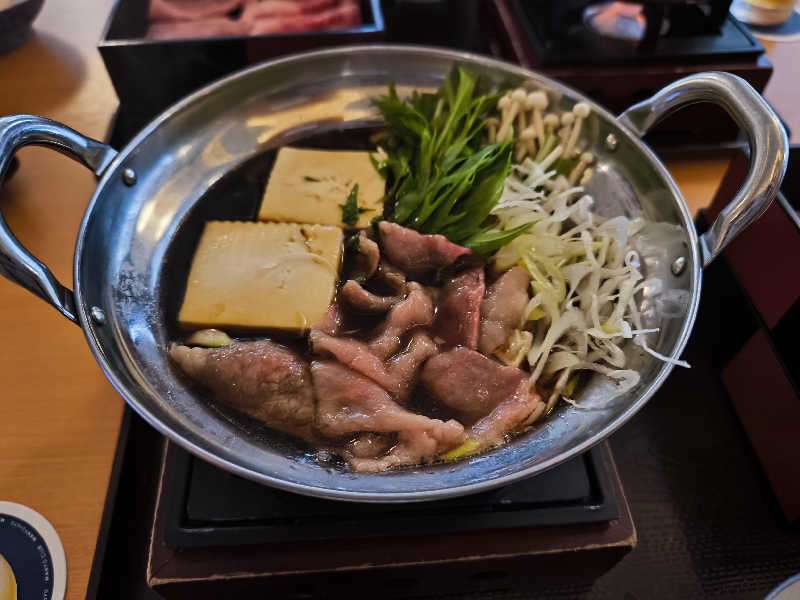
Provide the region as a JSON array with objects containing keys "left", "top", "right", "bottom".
[{"left": 146, "top": 442, "right": 635, "bottom": 600}]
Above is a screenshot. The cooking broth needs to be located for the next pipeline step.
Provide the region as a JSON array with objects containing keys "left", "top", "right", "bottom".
[
  {"left": 162, "top": 103, "right": 633, "bottom": 474},
  {"left": 161, "top": 121, "right": 384, "bottom": 344},
  {"left": 163, "top": 122, "right": 463, "bottom": 463}
]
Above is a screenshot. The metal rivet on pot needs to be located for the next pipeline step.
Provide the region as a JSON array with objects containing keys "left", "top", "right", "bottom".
[
  {"left": 605, "top": 133, "right": 618, "bottom": 151},
  {"left": 122, "top": 168, "right": 137, "bottom": 186},
  {"left": 671, "top": 256, "right": 687, "bottom": 276},
  {"left": 90, "top": 306, "right": 106, "bottom": 325}
]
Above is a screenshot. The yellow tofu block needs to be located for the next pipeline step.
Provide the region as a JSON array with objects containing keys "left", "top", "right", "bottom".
[
  {"left": 259, "top": 147, "right": 385, "bottom": 229},
  {"left": 178, "top": 221, "right": 342, "bottom": 333}
]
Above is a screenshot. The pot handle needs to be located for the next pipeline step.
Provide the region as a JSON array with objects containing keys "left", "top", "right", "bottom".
[
  {"left": 617, "top": 72, "right": 788, "bottom": 268},
  {"left": 0, "top": 115, "right": 118, "bottom": 324}
]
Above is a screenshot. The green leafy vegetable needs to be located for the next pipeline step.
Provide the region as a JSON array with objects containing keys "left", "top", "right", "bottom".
[
  {"left": 372, "top": 67, "right": 518, "bottom": 249},
  {"left": 303, "top": 176, "right": 321, "bottom": 182},
  {"left": 340, "top": 184, "right": 360, "bottom": 227},
  {"left": 462, "top": 222, "right": 533, "bottom": 257},
  {"left": 368, "top": 153, "right": 388, "bottom": 179}
]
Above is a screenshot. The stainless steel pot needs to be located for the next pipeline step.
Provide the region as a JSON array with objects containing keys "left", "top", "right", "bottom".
[{"left": 0, "top": 46, "right": 787, "bottom": 502}]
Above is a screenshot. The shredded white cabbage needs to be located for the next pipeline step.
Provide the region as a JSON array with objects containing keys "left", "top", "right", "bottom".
[
  {"left": 490, "top": 156, "right": 689, "bottom": 414},
  {"left": 494, "top": 329, "right": 533, "bottom": 368}
]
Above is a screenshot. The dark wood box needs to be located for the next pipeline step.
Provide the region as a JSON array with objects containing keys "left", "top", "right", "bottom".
[
  {"left": 487, "top": 0, "right": 774, "bottom": 153},
  {"left": 145, "top": 442, "right": 635, "bottom": 600},
  {"left": 98, "top": 0, "right": 385, "bottom": 127},
  {"left": 703, "top": 147, "right": 800, "bottom": 522}
]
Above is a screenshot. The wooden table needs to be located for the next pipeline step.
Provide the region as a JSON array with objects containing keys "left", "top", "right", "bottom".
[
  {"left": 0, "top": 5, "right": 796, "bottom": 599},
  {"left": 0, "top": 3, "right": 121, "bottom": 600}
]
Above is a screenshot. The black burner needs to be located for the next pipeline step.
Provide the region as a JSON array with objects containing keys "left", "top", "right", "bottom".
[{"left": 162, "top": 444, "right": 620, "bottom": 548}]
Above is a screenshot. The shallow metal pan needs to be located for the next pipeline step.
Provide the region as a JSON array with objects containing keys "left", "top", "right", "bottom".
[{"left": 0, "top": 45, "right": 787, "bottom": 502}]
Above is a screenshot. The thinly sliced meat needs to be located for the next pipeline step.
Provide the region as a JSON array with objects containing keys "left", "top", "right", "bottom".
[
  {"left": 312, "top": 360, "right": 464, "bottom": 472},
  {"left": 340, "top": 280, "right": 399, "bottom": 314},
  {"left": 374, "top": 259, "right": 407, "bottom": 294},
  {"left": 241, "top": 0, "right": 338, "bottom": 21},
  {"left": 313, "top": 360, "right": 423, "bottom": 436},
  {"left": 311, "top": 360, "right": 464, "bottom": 442},
  {"left": 311, "top": 330, "right": 389, "bottom": 389},
  {"left": 310, "top": 330, "right": 436, "bottom": 399},
  {"left": 479, "top": 266, "right": 531, "bottom": 355},
  {"left": 421, "top": 347, "right": 541, "bottom": 449},
  {"left": 313, "top": 302, "right": 344, "bottom": 336},
  {"left": 433, "top": 266, "right": 484, "bottom": 349},
  {"left": 422, "top": 347, "right": 528, "bottom": 421},
  {"left": 369, "top": 283, "right": 434, "bottom": 359},
  {"left": 350, "top": 426, "right": 464, "bottom": 473},
  {"left": 384, "top": 333, "right": 439, "bottom": 399},
  {"left": 150, "top": 0, "right": 242, "bottom": 21},
  {"left": 248, "top": 2, "right": 361, "bottom": 34},
  {"left": 148, "top": 17, "right": 248, "bottom": 40},
  {"left": 378, "top": 222, "right": 472, "bottom": 279},
  {"left": 170, "top": 341, "right": 315, "bottom": 441},
  {"left": 346, "top": 433, "right": 395, "bottom": 459},
  {"left": 150, "top": 0, "right": 360, "bottom": 40},
  {"left": 353, "top": 230, "right": 380, "bottom": 279},
  {"left": 470, "top": 392, "right": 542, "bottom": 451}
]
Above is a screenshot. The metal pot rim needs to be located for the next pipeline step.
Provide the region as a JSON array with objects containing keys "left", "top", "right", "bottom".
[
  {"left": 0, "top": 44, "right": 784, "bottom": 502},
  {"left": 82, "top": 45, "right": 698, "bottom": 501}
]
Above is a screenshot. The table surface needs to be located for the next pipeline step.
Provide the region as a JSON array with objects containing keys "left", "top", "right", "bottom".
[{"left": 0, "top": 4, "right": 796, "bottom": 600}]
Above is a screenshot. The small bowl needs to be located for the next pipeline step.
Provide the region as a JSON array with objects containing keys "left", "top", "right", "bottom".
[
  {"left": 0, "top": 0, "right": 45, "bottom": 55},
  {"left": 766, "top": 573, "right": 800, "bottom": 600}
]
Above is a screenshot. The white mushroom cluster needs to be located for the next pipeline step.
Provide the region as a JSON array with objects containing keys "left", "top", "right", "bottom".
[{"left": 488, "top": 87, "right": 595, "bottom": 185}]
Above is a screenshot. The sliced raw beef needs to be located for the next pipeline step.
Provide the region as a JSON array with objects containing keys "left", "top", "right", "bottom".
[
  {"left": 422, "top": 347, "right": 527, "bottom": 421},
  {"left": 469, "top": 392, "right": 542, "bottom": 451},
  {"left": 421, "top": 347, "right": 541, "bottom": 449},
  {"left": 310, "top": 330, "right": 436, "bottom": 400},
  {"left": 240, "top": 0, "right": 338, "bottom": 21},
  {"left": 374, "top": 259, "right": 407, "bottom": 294},
  {"left": 312, "top": 360, "right": 464, "bottom": 472},
  {"left": 311, "top": 331, "right": 390, "bottom": 389},
  {"left": 378, "top": 222, "right": 472, "bottom": 279},
  {"left": 149, "top": 0, "right": 361, "bottom": 40},
  {"left": 313, "top": 360, "right": 427, "bottom": 435},
  {"left": 433, "top": 266, "right": 484, "bottom": 348},
  {"left": 345, "top": 432, "right": 395, "bottom": 459},
  {"left": 369, "top": 283, "right": 434, "bottom": 359},
  {"left": 340, "top": 280, "right": 399, "bottom": 313},
  {"left": 247, "top": 1, "right": 361, "bottom": 34},
  {"left": 384, "top": 332, "right": 439, "bottom": 399},
  {"left": 170, "top": 340, "right": 315, "bottom": 441},
  {"left": 311, "top": 361, "right": 464, "bottom": 456},
  {"left": 315, "top": 360, "right": 407, "bottom": 442},
  {"left": 479, "top": 266, "right": 531, "bottom": 355},
  {"left": 149, "top": 0, "right": 243, "bottom": 21},
  {"left": 351, "top": 230, "right": 380, "bottom": 280},
  {"left": 313, "top": 301, "right": 344, "bottom": 336},
  {"left": 147, "top": 17, "right": 248, "bottom": 39},
  {"left": 349, "top": 426, "right": 464, "bottom": 473}
]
